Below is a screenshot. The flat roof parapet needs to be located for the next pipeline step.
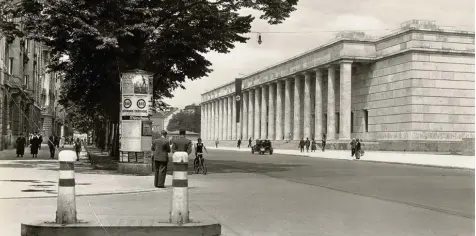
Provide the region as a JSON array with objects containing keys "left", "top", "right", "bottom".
[
  {"left": 334, "top": 31, "right": 374, "bottom": 41},
  {"left": 400, "top": 20, "right": 439, "bottom": 30}
]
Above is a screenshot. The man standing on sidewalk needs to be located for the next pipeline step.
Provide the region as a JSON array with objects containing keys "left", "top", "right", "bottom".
[
  {"left": 48, "top": 134, "right": 56, "bottom": 159},
  {"left": 152, "top": 130, "right": 171, "bottom": 188}
]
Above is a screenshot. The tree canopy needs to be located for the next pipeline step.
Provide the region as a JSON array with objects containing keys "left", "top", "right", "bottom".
[
  {"left": 167, "top": 109, "right": 201, "bottom": 133},
  {"left": 1, "top": 0, "right": 298, "bottom": 151}
]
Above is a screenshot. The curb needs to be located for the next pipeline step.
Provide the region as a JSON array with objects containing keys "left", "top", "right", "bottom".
[
  {"left": 210, "top": 147, "right": 475, "bottom": 170},
  {"left": 0, "top": 188, "right": 162, "bottom": 200}
]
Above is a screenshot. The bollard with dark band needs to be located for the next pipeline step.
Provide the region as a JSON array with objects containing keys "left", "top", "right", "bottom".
[
  {"left": 170, "top": 151, "right": 189, "bottom": 224},
  {"left": 56, "top": 150, "right": 77, "bottom": 224}
]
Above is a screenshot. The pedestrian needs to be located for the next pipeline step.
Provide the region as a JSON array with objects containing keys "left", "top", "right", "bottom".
[
  {"left": 152, "top": 130, "right": 171, "bottom": 188},
  {"left": 305, "top": 138, "right": 310, "bottom": 152},
  {"left": 54, "top": 135, "right": 60, "bottom": 149},
  {"left": 350, "top": 138, "right": 356, "bottom": 157},
  {"left": 248, "top": 137, "right": 252, "bottom": 147},
  {"left": 215, "top": 139, "right": 219, "bottom": 148},
  {"left": 38, "top": 133, "right": 43, "bottom": 150},
  {"left": 321, "top": 133, "right": 327, "bottom": 152},
  {"left": 16, "top": 133, "right": 26, "bottom": 157},
  {"left": 74, "top": 138, "right": 82, "bottom": 161},
  {"left": 288, "top": 133, "right": 292, "bottom": 143},
  {"left": 48, "top": 134, "right": 56, "bottom": 159},
  {"left": 355, "top": 138, "right": 362, "bottom": 160},
  {"left": 30, "top": 132, "right": 40, "bottom": 158},
  {"left": 299, "top": 138, "right": 305, "bottom": 153},
  {"left": 237, "top": 139, "right": 241, "bottom": 149},
  {"left": 311, "top": 138, "right": 317, "bottom": 152}
]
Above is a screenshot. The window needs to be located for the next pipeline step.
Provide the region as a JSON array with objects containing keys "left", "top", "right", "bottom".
[
  {"left": 8, "top": 58, "right": 13, "bottom": 74},
  {"left": 336, "top": 112, "right": 340, "bottom": 133},
  {"left": 364, "top": 109, "right": 369, "bottom": 132},
  {"left": 24, "top": 75, "right": 29, "bottom": 87},
  {"left": 351, "top": 111, "right": 354, "bottom": 133}
]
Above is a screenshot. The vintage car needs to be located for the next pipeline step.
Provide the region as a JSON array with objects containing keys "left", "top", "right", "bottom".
[{"left": 251, "top": 140, "right": 273, "bottom": 155}]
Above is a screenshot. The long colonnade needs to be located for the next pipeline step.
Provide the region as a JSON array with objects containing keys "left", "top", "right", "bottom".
[{"left": 201, "top": 61, "right": 353, "bottom": 141}]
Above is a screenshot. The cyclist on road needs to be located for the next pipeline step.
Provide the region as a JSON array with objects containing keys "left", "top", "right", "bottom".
[{"left": 195, "top": 138, "right": 208, "bottom": 166}]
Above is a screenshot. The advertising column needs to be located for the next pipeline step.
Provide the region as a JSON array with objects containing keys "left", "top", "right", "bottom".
[{"left": 120, "top": 69, "right": 153, "bottom": 163}]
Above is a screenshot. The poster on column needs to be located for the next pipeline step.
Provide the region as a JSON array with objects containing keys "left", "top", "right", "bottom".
[
  {"left": 121, "top": 95, "right": 152, "bottom": 117},
  {"left": 120, "top": 120, "right": 142, "bottom": 152}
]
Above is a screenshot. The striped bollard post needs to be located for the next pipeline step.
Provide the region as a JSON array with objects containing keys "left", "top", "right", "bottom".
[
  {"left": 56, "top": 150, "right": 77, "bottom": 224},
  {"left": 170, "top": 151, "right": 189, "bottom": 225}
]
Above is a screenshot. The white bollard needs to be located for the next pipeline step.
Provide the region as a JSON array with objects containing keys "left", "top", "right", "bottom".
[
  {"left": 170, "top": 151, "right": 189, "bottom": 225},
  {"left": 56, "top": 150, "right": 77, "bottom": 224}
]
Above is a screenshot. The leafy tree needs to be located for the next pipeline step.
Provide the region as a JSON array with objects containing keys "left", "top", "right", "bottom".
[
  {"left": 3, "top": 0, "right": 298, "bottom": 156},
  {"left": 167, "top": 108, "right": 201, "bottom": 133}
]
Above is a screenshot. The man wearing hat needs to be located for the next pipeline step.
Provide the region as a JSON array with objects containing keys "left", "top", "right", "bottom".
[
  {"left": 171, "top": 129, "right": 192, "bottom": 163},
  {"left": 152, "top": 130, "right": 171, "bottom": 188}
]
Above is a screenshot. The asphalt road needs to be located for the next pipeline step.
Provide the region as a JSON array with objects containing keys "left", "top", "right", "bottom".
[
  {"left": 1, "top": 149, "right": 473, "bottom": 236},
  {"left": 204, "top": 149, "right": 475, "bottom": 219}
]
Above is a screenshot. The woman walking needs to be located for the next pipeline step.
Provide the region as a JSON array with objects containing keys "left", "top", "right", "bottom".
[
  {"left": 355, "top": 138, "right": 362, "bottom": 160},
  {"left": 311, "top": 138, "right": 317, "bottom": 152},
  {"left": 30, "top": 132, "right": 40, "bottom": 158},
  {"left": 16, "top": 133, "right": 26, "bottom": 157}
]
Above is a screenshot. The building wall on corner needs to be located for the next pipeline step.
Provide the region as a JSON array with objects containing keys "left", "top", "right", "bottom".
[
  {"left": 351, "top": 53, "right": 414, "bottom": 141},
  {"left": 408, "top": 52, "right": 475, "bottom": 140}
]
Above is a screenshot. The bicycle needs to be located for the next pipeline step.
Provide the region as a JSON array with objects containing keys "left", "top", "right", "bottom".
[{"left": 194, "top": 153, "right": 207, "bottom": 175}]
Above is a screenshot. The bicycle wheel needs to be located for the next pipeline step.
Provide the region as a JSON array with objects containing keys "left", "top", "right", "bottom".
[{"left": 194, "top": 158, "right": 199, "bottom": 174}]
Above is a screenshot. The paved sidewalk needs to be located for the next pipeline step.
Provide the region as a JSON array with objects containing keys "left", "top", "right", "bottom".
[{"left": 209, "top": 146, "right": 475, "bottom": 169}]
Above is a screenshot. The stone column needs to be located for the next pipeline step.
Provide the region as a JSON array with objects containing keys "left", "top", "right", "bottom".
[
  {"left": 205, "top": 103, "right": 209, "bottom": 140},
  {"left": 284, "top": 78, "right": 292, "bottom": 141},
  {"left": 222, "top": 98, "right": 227, "bottom": 140},
  {"left": 254, "top": 87, "right": 260, "bottom": 140},
  {"left": 209, "top": 103, "right": 213, "bottom": 140},
  {"left": 260, "top": 86, "right": 267, "bottom": 139},
  {"left": 210, "top": 100, "right": 216, "bottom": 140},
  {"left": 242, "top": 91, "right": 248, "bottom": 140},
  {"left": 217, "top": 99, "right": 221, "bottom": 140},
  {"left": 293, "top": 76, "right": 302, "bottom": 140},
  {"left": 201, "top": 105, "right": 205, "bottom": 140},
  {"left": 248, "top": 89, "right": 254, "bottom": 140},
  {"left": 275, "top": 81, "right": 283, "bottom": 140},
  {"left": 339, "top": 61, "right": 352, "bottom": 140},
  {"left": 268, "top": 83, "right": 276, "bottom": 140},
  {"left": 314, "top": 70, "right": 323, "bottom": 140},
  {"left": 327, "top": 66, "right": 336, "bottom": 140},
  {"left": 303, "top": 72, "right": 312, "bottom": 139},
  {"left": 228, "top": 95, "right": 233, "bottom": 140},
  {"left": 232, "top": 95, "right": 236, "bottom": 140}
]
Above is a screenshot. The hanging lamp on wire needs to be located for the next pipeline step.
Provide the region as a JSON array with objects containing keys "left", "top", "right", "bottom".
[{"left": 257, "top": 32, "right": 262, "bottom": 44}]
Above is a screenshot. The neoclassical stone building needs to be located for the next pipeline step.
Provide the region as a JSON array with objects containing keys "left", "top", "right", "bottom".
[{"left": 200, "top": 20, "right": 475, "bottom": 151}]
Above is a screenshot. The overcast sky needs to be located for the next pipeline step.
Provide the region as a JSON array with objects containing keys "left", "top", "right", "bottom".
[{"left": 164, "top": 0, "right": 475, "bottom": 108}]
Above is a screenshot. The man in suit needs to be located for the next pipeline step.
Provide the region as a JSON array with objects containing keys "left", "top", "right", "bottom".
[{"left": 152, "top": 130, "right": 171, "bottom": 188}]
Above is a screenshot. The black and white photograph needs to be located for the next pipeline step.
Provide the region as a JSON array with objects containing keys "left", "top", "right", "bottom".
[{"left": 0, "top": 0, "right": 474, "bottom": 235}]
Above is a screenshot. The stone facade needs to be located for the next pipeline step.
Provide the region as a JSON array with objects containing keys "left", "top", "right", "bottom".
[
  {"left": 0, "top": 23, "right": 59, "bottom": 149},
  {"left": 200, "top": 20, "right": 475, "bottom": 151}
]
